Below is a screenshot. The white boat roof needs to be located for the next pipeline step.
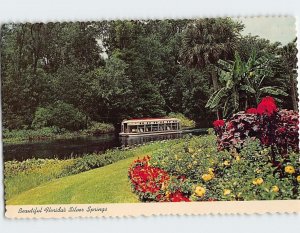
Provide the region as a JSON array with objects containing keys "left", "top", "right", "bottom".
[{"left": 122, "top": 118, "right": 180, "bottom": 123}]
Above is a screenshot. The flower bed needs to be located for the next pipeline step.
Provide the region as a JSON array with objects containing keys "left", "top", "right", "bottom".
[
  {"left": 128, "top": 97, "right": 300, "bottom": 202},
  {"left": 128, "top": 156, "right": 190, "bottom": 202}
]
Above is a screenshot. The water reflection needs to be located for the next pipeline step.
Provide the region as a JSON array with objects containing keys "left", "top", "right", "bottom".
[
  {"left": 120, "top": 133, "right": 183, "bottom": 147},
  {"left": 3, "top": 129, "right": 207, "bottom": 162}
]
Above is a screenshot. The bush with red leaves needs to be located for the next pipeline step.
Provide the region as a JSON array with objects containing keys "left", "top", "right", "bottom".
[{"left": 214, "top": 97, "right": 299, "bottom": 155}]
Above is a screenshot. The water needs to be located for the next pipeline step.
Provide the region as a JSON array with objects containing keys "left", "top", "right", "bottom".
[{"left": 3, "top": 129, "right": 207, "bottom": 162}]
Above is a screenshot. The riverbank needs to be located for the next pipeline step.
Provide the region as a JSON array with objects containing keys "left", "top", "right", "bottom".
[
  {"left": 4, "top": 138, "right": 181, "bottom": 201},
  {"left": 3, "top": 123, "right": 115, "bottom": 144}
]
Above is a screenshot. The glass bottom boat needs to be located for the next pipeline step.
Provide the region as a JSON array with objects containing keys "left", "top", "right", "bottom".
[{"left": 119, "top": 118, "right": 182, "bottom": 137}]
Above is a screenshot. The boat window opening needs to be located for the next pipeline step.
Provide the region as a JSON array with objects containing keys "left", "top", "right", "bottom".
[{"left": 120, "top": 118, "right": 181, "bottom": 136}]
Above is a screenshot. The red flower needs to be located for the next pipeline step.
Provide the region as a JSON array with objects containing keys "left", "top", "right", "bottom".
[
  {"left": 262, "top": 96, "right": 276, "bottom": 104},
  {"left": 213, "top": 119, "right": 225, "bottom": 128},
  {"left": 129, "top": 156, "right": 190, "bottom": 202},
  {"left": 169, "top": 191, "right": 190, "bottom": 202},
  {"left": 246, "top": 108, "right": 257, "bottom": 114},
  {"left": 257, "top": 96, "right": 277, "bottom": 116}
]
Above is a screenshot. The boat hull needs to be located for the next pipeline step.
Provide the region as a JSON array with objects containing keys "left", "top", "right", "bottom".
[{"left": 119, "top": 130, "right": 182, "bottom": 137}]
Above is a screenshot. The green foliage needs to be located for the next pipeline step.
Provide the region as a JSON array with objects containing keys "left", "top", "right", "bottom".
[
  {"left": 3, "top": 127, "right": 61, "bottom": 143},
  {"left": 1, "top": 20, "right": 297, "bottom": 130},
  {"left": 32, "top": 101, "right": 86, "bottom": 131},
  {"left": 206, "top": 52, "right": 288, "bottom": 118},
  {"left": 62, "top": 140, "right": 177, "bottom": 176},
  {"left": 168, "top": 112, "right": 195, "bottom": 128},
  {"left": 4, "top": 158, "right": 75, "bottom": 200},
  {"left": 83, "top": 121, "right": 115, "bottom": 135},
  {"left": 3, "top": 122, "right": 115, "bottom": 144},
  {"left": 31, "top": 107, "right": 53, "bottom": 129},
  {"left": 180, "top": 18, "right": 244, "bottom": 120}
]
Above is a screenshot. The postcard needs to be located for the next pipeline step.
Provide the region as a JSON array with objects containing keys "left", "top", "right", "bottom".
[{"left": 1, "top": 16, "right": 299, "bottom": 218}]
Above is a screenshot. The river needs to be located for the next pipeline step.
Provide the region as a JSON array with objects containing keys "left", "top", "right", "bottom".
[{"left": 3, "top": 129, "right": 207, "bottom": 162}]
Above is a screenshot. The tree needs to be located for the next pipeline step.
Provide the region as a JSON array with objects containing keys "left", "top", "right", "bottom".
[
  {"left": 206, "top": 52, "right": 288, "bottom": 118},
  {"left": 280, "top": 39, "right": 298, "bottom": 111},
  {"left": 180, "top": 18, "right": 244, "bottom": 118},
  {"left": 89, "top": 52, "right": 133, "bottom": 124}
]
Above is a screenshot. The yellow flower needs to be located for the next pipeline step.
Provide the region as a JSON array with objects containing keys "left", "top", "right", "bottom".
[
  {"left": 235, "top": 155, "right": 240, "bottom": 161},
  {"left": 223, "top": 189, "right": 231, "bottom": 196},
  {"left": 297, "top": 175, "right": 300, "bottom": 183},
  {"left": 188, "top": 164, "right": 192, "bottom": 169},
  {"left": 165, "top": 191, "right": 171, "bottom": 198},
  {"left": 285, "top": 165, "right": 295, "bottom": 174},
  {"left": 202, "top": 173, "right": 213, "bottom": 182},
  {"left": 271, "top": 185, "right": 279, "bottom": 193},
  {"left": 193, "top": 160, "right": 197, "bottom": 165},
  {"left": 208, "top": 168, "right": 214, "bottom": 174},
  {"left": 223, "top": 160, "right": 230, "bottom": 166},
  {"left": 194, "top": 186, "right": 206, "bottom": 197},
  {"left": 252, "top": 178, "right": 264, "bottom": 185}
]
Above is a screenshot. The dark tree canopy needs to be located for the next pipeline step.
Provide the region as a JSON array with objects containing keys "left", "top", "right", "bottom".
[{"left": 1, "top": 20, "right": 297, "bottom": 131}]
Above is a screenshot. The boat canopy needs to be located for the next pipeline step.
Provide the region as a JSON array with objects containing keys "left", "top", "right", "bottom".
[{"left": 120, "top": 118, "right": 181, "bottom": 136}]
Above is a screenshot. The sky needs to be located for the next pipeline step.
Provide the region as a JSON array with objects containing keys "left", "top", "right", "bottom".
[{"left": 236, "top": 16, "right": 296, "bottom": 45}]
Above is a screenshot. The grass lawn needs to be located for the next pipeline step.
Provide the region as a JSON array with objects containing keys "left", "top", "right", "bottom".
[{"left": 7, "top": 155, "right": 142, "bottom": 205}]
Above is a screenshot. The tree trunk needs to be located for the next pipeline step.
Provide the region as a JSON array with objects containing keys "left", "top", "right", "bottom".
[
  {"left": 289, "top": 75, "right": 298, "bottom": 112},
  {"left": 211, "top": 67, "right": 221, "bottom": 119},
  {"left": 211, "top": 67, "right": 219, "bottom": 91}
]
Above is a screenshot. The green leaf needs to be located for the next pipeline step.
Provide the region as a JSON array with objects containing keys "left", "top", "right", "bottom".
[
  {"left": 260, "top": 86, "right": 288, "bottom": 96},
  {"left": 240, "top": 85, "right": 256, "bottom": 94},
  {"left": 205, "top": 87, "right": 228, "bottom": 109}
]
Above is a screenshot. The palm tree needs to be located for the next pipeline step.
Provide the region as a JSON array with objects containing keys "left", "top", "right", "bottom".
[{"left": 180, "top": 18, "right": 244, "bottom": 118}]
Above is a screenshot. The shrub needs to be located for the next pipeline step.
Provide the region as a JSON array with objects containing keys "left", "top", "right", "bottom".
[
  {"left": 214, "top": 97, "right": 299, "bottom": 154},
  {"left": 2, "top": 127, "right": 60, "bottom": 142},
  {"left": 168, "top": 112, "right": 196, "bottom": 128},
  {"left": 62, "top": 139, "right": 176, "bottom": 176},
  {"left": 84, "top": 121, "right": 115, "bottom": 135},
  {"left": 31, "top": 101, "right": 86, "bottom": 131},
  {"left": 31, "top": 107, "right": 53, "bottom": 129}
]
